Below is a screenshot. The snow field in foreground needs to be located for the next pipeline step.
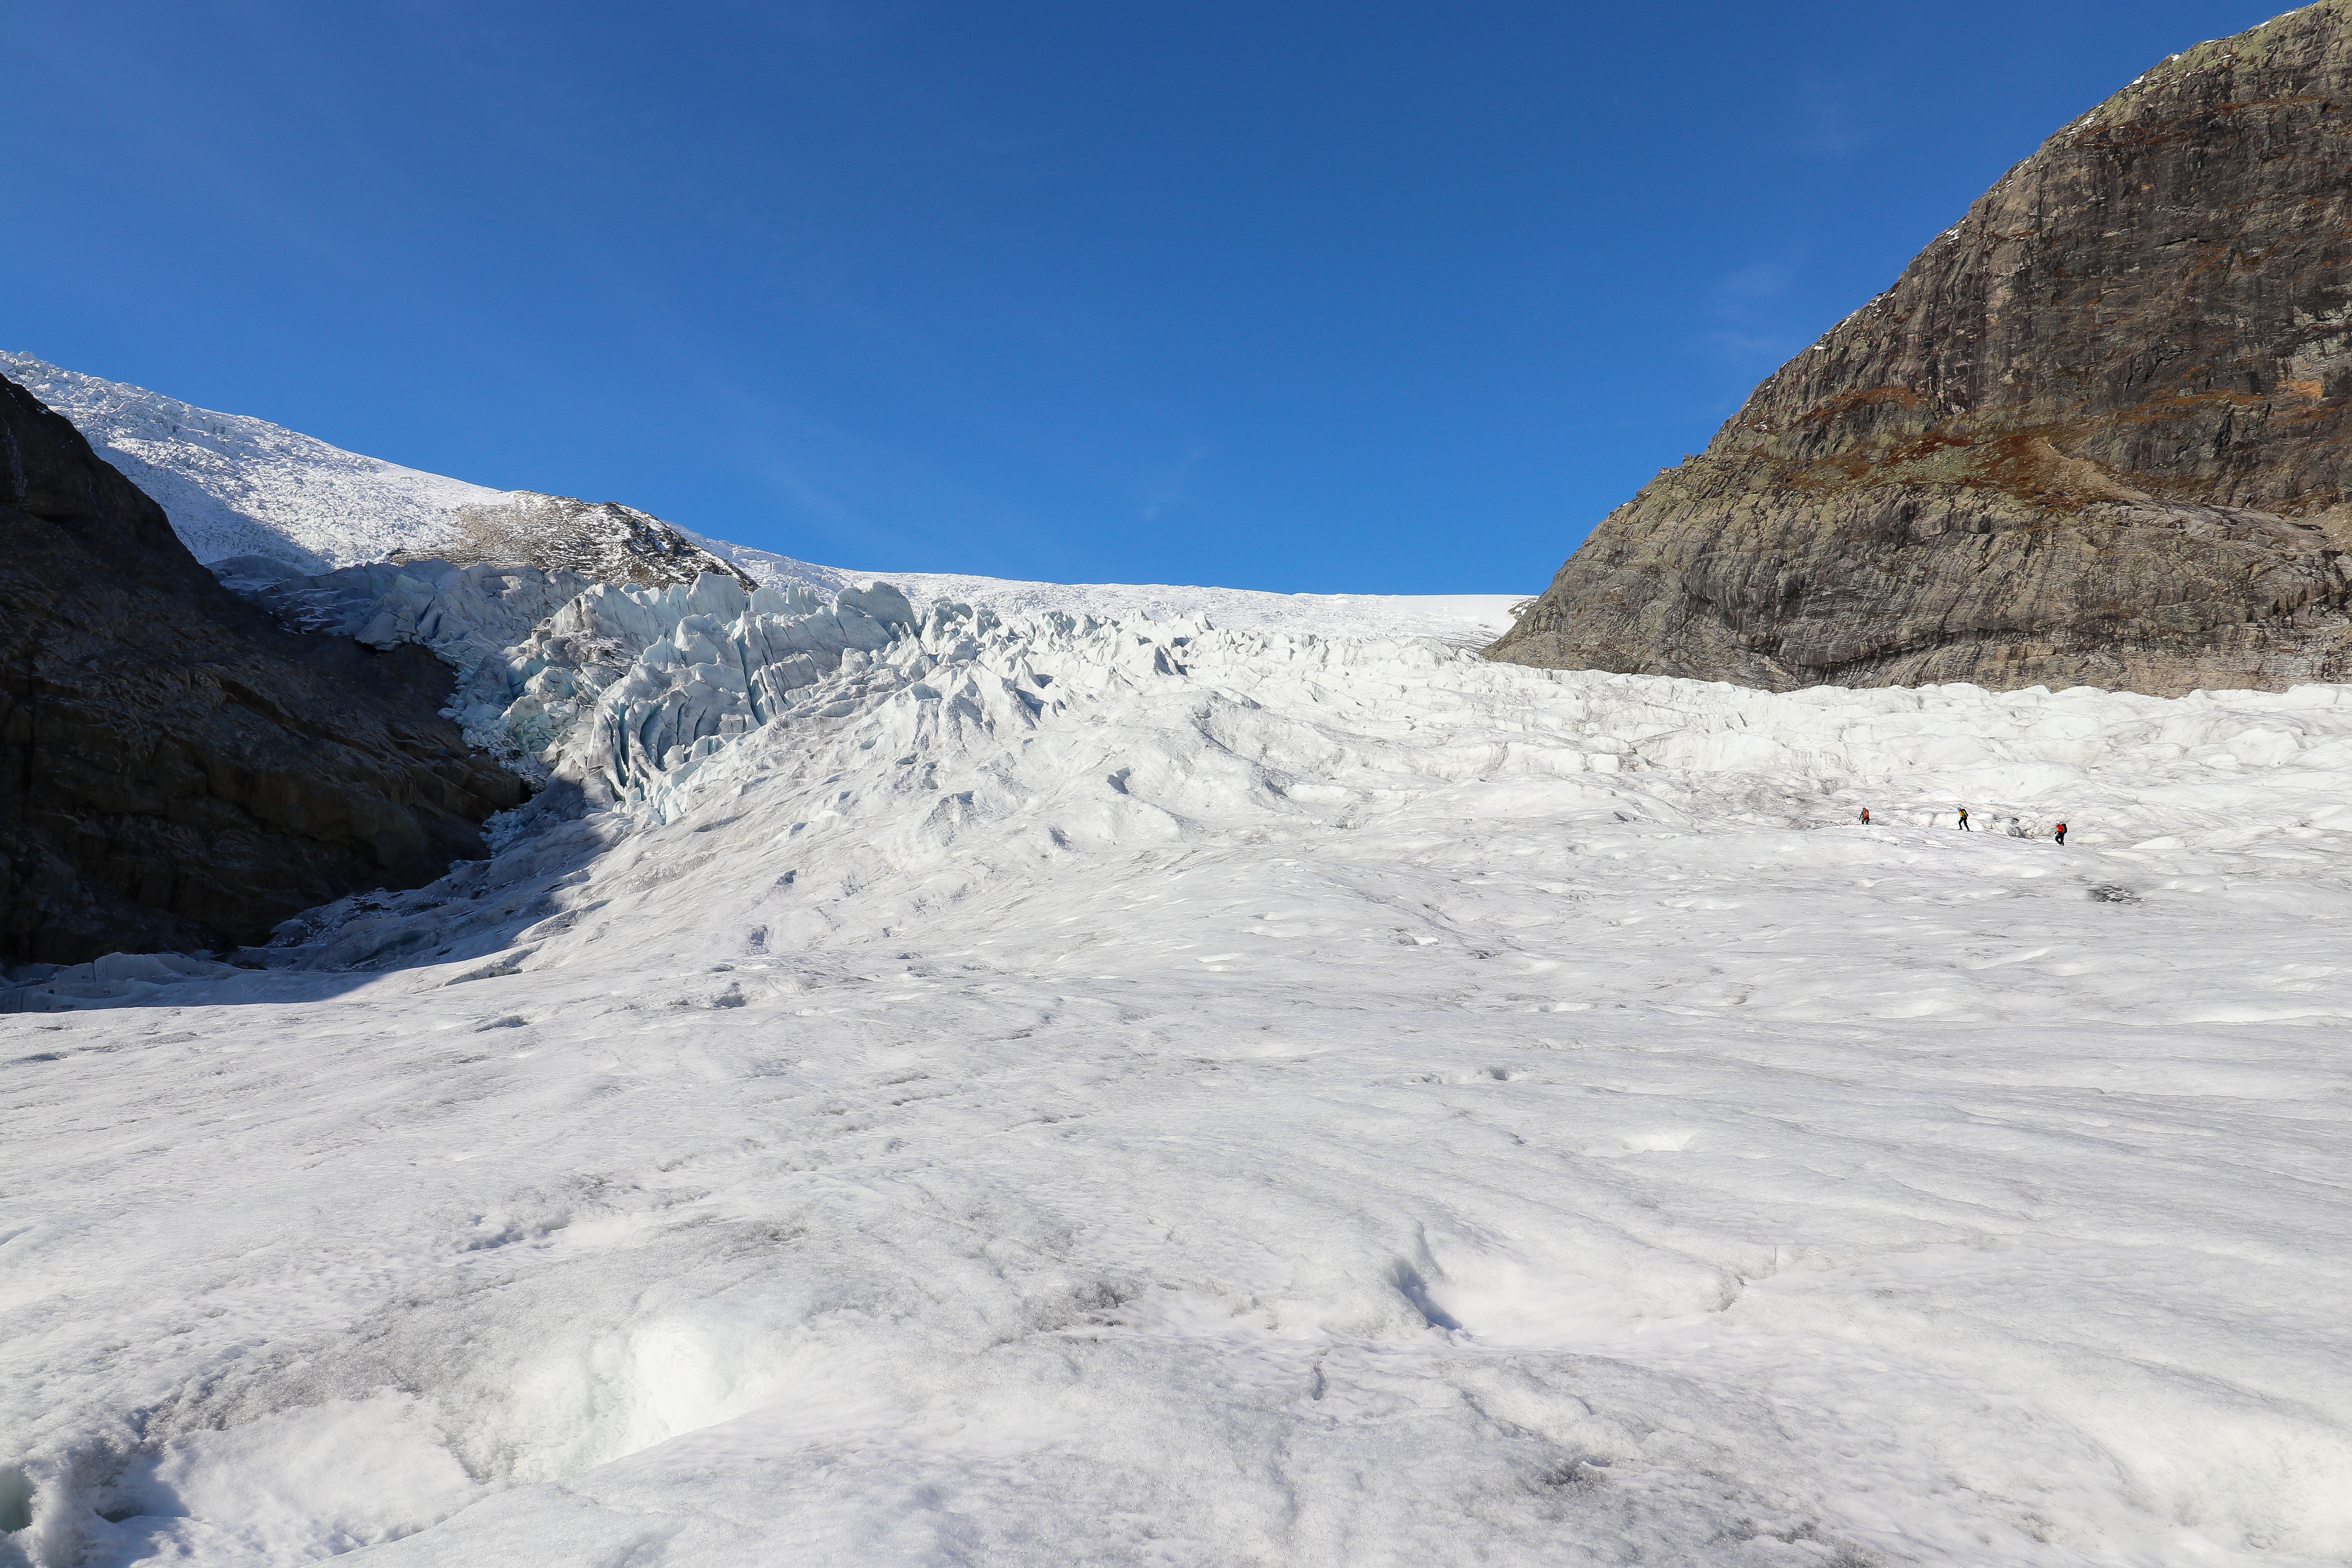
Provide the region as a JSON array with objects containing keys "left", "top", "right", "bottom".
[{"left": 5, "top": 620, "right": 2352, "bottom": 1567}]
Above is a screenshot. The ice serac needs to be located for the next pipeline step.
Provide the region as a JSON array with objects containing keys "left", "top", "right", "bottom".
[
  {"left": 0, "top": 374, "right": 525, "bottom": 965},
  {"left": 1490, "top": 0, "right": 2352, "bottom": 697},
  {"left": 218, "top": 552, "right": 909, "bottom": 803}
]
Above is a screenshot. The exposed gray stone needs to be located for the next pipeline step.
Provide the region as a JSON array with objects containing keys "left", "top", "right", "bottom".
[
  {"left": 400, "top": 492, "right": 755, "bottom": 590},
  {"left": 1491, "top": 2, "right": 2352, "bottom": 697}
]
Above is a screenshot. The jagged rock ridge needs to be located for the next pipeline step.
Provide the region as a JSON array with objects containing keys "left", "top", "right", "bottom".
[
  {"left": 404, "top": 491, "right": 755, "bottom": 590},
  {"left": 0, "top": 373, "right": 524, "bottom": 965},
  {"left": 1489, "top": 1, "right": 2352, "bottom": 697}
]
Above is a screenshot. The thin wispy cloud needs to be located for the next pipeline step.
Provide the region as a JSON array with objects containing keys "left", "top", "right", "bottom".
[
  {"left": 1138, "top": 446, "right": 1207, "bottom": 523},
  {"left": 1696, "top": 252, "right": 1821, "bottom": 392},
  {"left": 1704, "top": 256, "right": 1804, "bottom": 360},
  {"left": 1796, "top": 81, "right": 1866, "bottom": 156}
]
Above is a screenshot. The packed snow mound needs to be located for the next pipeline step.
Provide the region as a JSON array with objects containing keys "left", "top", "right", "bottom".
[
  {"left": 7, "top": 354, "right": 1529, "bottom": 639},
  {"left": 7, "top": 612, "right": 2352, "bottom": 1564}
]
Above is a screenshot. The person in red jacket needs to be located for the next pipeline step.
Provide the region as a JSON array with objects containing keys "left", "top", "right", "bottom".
[
  {"left": 1860, "top": 807, "right": 1871, "bottom": 825},
  {"left": 2054, "top": 821, "right": 2067, "bottom": 845}
]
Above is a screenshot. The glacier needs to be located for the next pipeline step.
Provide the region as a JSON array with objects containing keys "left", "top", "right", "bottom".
[
  {"left": 5, "top": 583, "right": 2352, "bottom": 1566},
  {"left": 5, "top": 354, "right": 2350, "bottom": 1566}
]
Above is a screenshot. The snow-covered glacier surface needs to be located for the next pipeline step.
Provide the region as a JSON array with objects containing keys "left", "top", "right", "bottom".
[
  {"left": 5, "top": 597, "right": 2352, "bottom": 1567},
  {"left": 700, "top": 535, "right": 1525, "bottom": 647}
]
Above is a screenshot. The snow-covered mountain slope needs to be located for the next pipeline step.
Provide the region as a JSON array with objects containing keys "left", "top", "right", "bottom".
[
  {"left": 3, "top": 354, "right": 1528, "bottom": 638},
  {"left": 0, "top": 353, "right": 502, "bottom": 571},
  {"left": 6, "top": 599, "right": 2351, "bottom": 1566},
  {"left": 0, "top": 355, "right": 749, "bottom": 589}
]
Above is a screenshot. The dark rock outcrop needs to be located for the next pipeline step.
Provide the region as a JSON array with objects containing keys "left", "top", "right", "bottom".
[
  {"left": 1490, "top": 1, "right": 2352, "bottom": 696},
  {"left": 396, "top": 492, "right": 755, "bottom": 591},
  {"left": 1, "top": 374, "right": 525, "bottom": 965}
]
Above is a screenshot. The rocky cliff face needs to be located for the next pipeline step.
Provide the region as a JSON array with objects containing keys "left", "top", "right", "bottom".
[
  {"left": 1490, "top": 1, "right": 2352, "bottom": 696},
  {"left": 0, "top": 374, "right": 525, "bottom": 965}
]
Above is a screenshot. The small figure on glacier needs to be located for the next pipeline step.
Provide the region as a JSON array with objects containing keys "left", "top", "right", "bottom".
[
  {"left": 1956, "top": 806, "right": 1970, "bottom": 832},
  {"left": 1859, "top": 807, "right": 1871, "bottom": 826},
  {"left": 2054, "top": 821, "right": 2067, "bottom": 845}
]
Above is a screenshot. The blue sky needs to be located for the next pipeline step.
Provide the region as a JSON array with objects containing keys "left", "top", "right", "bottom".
[{"left": 6, "top": 1, "right": 2284, "bottom": 592}]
